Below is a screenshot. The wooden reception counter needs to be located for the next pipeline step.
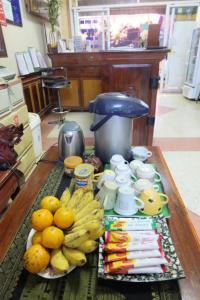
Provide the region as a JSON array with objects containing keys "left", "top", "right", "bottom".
[{"left": 49, "top": 49, "right": 169, "bottom": 146}]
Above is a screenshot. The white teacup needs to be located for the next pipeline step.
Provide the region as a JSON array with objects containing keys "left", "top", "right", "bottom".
[
  {"left": 114, "top": 186, "right": 144, "bottom": 216},
  {"left": 134, "top": 179, "right": 160, "bottom": 196},
  {"left": 115, "top": 163, "right": 132, "bottom": 178},
  {"left": 115, "top": 174, "right": 133, "bottom": 189},
  {"left": 129, "top": 160, "right": 144, "bottom": 175},
  {"left": 94, "top": 169, "right": 116, "bottom": 189},
  {"left": 131, "top": 146, "right": 152, "bottom": 162},
  {"left": 136, "top": 164, "right": 161, "bottom": 183},
  {"left": 110, "top": 154, "right": 128, "bottom": 171},
  {"left": 96, "top": 181, "right": 118, "bottom": 210}
]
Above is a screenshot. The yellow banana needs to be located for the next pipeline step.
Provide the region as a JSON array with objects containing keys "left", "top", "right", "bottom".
[
  {"left": 62, "top": 246, "right": 87, "bottom": 266},
  {"left": 98, "top": 208, "right": 104, "bottom": 219},
  {"left": 65, "top": 231, "right": 90, "bottom": 248},
  {"left": 73, "top": 191, "right": 94, "bottom": 213},
  {"left": 74, "top": 200, "right": 100, "bottom": 222},
  {"left": 67, "top": 189, "right": 84, "bottom": 209},
  {"left": 77, "top": 240, "right": 98, "bottom": 253},
  {"left": 72, "top": 209, "right": 99, "bottom": 228},
  {"left": 70, "top": 220, "right": 101, "bottom": 233},
  {"left": 63, "top": 229, "right": 87, "bottom": 245},
  {"left": 50, "top": 248, "right": 69, "bottom": 272},
  {"left": 88, "top": 225, "right": 105, "bottom": 240},
  {"left": 71, "top": 216, "right": 101, "bottom": 230},
  {"left": 60, "top": 188, "right": 71, "bottom": 207}
]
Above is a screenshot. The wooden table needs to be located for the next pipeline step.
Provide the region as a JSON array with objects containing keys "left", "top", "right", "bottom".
[{"left": 0, "top": 146, "right": 200, "bottom": 300}]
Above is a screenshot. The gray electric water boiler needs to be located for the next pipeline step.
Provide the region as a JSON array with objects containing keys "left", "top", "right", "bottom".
[
  {"left": 58, "top": 121, "right": 85, "bottom": 161},
  {"left": 89, "top": 92, "right": 149, "bottom": 163}
]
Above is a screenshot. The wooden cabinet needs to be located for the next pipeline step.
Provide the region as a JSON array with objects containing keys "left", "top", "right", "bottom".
[
  {"left": 0, "top": 164, "right": 21, "bottom": 214},
  {"left": 59, "top": 79, "right": 80, "bottom": 108},
  {"left": 0, "top": 103, "right": 36, "bottom": 179},
  {"left": 83, "top": 79, "right": 102, "bottom": 107},
  {"left": 49, "top": 50, "right": 169, "bottom": 145},
  {"left": 21, "top": 74, "right": 52, "bottom": 117}
]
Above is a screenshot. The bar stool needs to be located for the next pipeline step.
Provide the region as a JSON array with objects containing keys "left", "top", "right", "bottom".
[{"left": 41, "top": 67, "right": 70, "bottom": 125}]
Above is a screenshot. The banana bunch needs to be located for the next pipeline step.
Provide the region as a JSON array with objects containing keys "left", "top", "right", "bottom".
[{"left": 49, "top": 188, "right": 105, "bottom": 271}]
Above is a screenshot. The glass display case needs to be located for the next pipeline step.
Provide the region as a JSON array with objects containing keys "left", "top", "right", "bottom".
[
  {"left": 72, "top": 7, "right": 164, "bottom": 51},
  {"left": 185, "top": 28, "right": 200, "bottom": 85},
  {"left": 77, "top": 10, "right": 109, "bottom": 51},
  {"left": 183, "top": 27, "right": 200, "bottom": 100}
]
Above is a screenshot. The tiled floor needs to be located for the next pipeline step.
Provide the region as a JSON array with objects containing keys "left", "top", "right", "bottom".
[{"left": 40, "top": 93, "right": 200, "bottom": 238}]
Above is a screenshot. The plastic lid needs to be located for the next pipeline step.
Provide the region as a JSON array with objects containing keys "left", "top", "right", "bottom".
[
  {"left": 28, "top": 113, "right": 41, "bottom": 129},
  {"left": 64, "top": 156, "right": 83, "bottom": 169},
  {"left": 74, "top": 163, "right": 94, "bottom": 178},
  {"left": 89, "top": 92, "right": 149, "bottom": 117},
  {"left": 60, "top": 121, "right": 81, "bottom": 132}
]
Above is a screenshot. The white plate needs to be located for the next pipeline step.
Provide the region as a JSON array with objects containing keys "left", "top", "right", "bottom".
[{"left": 26, "top": 229, "right": 76, "bottom": 279}]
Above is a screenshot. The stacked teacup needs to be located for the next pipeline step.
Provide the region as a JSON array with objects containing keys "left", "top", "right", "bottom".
[{"left": 96, "top": 147, "right": 168, "bottom": 216}]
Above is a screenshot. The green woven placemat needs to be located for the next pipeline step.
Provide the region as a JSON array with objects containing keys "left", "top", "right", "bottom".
[
  {"left": 0, "top": 163, "right": 65, "bottom": 300},
  {"left": 0, "top": 163, "right": 181, "bottom": 300}
]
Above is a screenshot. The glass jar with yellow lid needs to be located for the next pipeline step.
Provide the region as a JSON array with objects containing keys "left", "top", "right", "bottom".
[
  {"left": 64, "top": 156, "right": 83, "bottom": 175},
  {"left": 74, "top": 163, "right": 94, "bottom": 190}
]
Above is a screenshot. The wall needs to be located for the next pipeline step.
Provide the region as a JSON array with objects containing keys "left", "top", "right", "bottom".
[
  {"left": 0, "top": 1, "right": 47, "bottom": 75},
  {"left": 60, "top": 0, "right": 71, "bottom": 39}
]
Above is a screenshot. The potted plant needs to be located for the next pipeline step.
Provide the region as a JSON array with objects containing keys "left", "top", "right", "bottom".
[{"left": 47, "top": 0, "right": 62, "bottom": 51}]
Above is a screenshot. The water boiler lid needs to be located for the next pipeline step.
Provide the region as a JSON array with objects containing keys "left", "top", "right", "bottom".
[
  {"left": 60, "top": 121, "right": 81, "bottom": 132},
  {"left": 89, "top": 92, "right": 149, "bottom": 118}
]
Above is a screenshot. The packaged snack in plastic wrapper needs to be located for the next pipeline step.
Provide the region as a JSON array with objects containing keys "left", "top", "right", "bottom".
[
  {"left": 104, "top": 218, "right": 157, "bottom": 231},
  {"left": 104, "top": 249, "right": 165, "bottom": 263},
  {"left": 104, "top": 265, "right": 167, "bottom": 274},
  {"left": 104, "top": 231, "right": 159, "bottom": 243},
  {"left": 103, "top": 239, "right": 162, "bottom": 252},
  {"left": 104, "top": 257, "right": 168, "bottom": 274}
]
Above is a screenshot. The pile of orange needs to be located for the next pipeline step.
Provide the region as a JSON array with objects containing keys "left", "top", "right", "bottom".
[{"left": 24, "top": 195, "right": 74, "bottom": 274}]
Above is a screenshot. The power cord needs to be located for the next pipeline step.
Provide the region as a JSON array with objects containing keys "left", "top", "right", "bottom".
[
  {"left": 5, "top": 161, "right": 24, "bottom": 186},
  {"left": 37, "top": 142, "right": 59, "bottom": 164}
]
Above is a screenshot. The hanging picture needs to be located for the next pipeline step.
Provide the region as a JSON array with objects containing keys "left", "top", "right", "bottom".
[
  {"left": 175, "top": 6, "right": 197, "bottom": 21},
  {"left": 0, "top": 0, "right": 7, "bottom": 25},
  {"left": 0, "top": 25, "right": 7, "bottom": 57},
  {"left": 2, "top": 0, "right": 22, "bottom": 26},
  {"left": 25, "top": 0, "right": 48, "bottom": 20}
]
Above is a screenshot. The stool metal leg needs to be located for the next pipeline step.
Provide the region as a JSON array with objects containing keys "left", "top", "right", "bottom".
[{"left": 48, "top": 89, "right": 70, "bottom": 126}]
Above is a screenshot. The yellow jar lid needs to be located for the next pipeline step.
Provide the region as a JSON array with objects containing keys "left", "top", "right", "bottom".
[
  {"left": 74, "top": 163, "right": 94, "bottom": 178},
  {"left": 64, "top": 156, "right": 83, "bottom": 169}
]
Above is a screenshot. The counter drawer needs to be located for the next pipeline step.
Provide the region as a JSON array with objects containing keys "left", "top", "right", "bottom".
[
  {"left": 0, "top": 87, "right": 10, "bottom": 117},
  {"left": 17, "top": 145, "right": 36, "bottom": 176},
  {"left": 8, "top": 82, "right": 24, "bottom": 107},
  {"left": 0, "top": 104, "right": 29, "bottom": 128},
  {"left": 15, "top": 126, "right": 33, "bottom": 157}
]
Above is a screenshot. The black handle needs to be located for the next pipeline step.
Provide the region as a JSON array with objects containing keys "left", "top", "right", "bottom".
[{"left": 90, "top": 115, "right": 112, "bottom": 131}]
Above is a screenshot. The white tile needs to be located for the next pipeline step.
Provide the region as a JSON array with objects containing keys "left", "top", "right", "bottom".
[
  {"left": 154, "top": 108, "right": 200, "bottom": 137},
  {"left": 158, "top": 93, "right": 200, "bottom": 110},
  {"left": 154, "top": 93, "right": 200, "bottom": 138},
  {"left": 163, "top": 151, "right": 200, "bottom": 215}
]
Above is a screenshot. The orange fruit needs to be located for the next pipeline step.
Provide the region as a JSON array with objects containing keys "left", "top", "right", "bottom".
[
  {"left": 23, "top": 244, "right": 50, "bottom": 274},
  {"left": 40, "top": 196, "right": 60, "bottom": 213},
  {"left": 32, "top": 231, "right": 42, "bottom": 245},
  {"left": 53, "top": 207, "right": 74, "bottom": 229},
  {"left": 41, "top": 226, "right": 64, "bottom": 249},
  {"left": 31, "top": 209, "right": 53, "bottom": 231}
]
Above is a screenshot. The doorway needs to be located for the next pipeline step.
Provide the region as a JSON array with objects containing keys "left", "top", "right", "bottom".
[{"left": 160, "top": 4, "right": 198, "bottom": 92}]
